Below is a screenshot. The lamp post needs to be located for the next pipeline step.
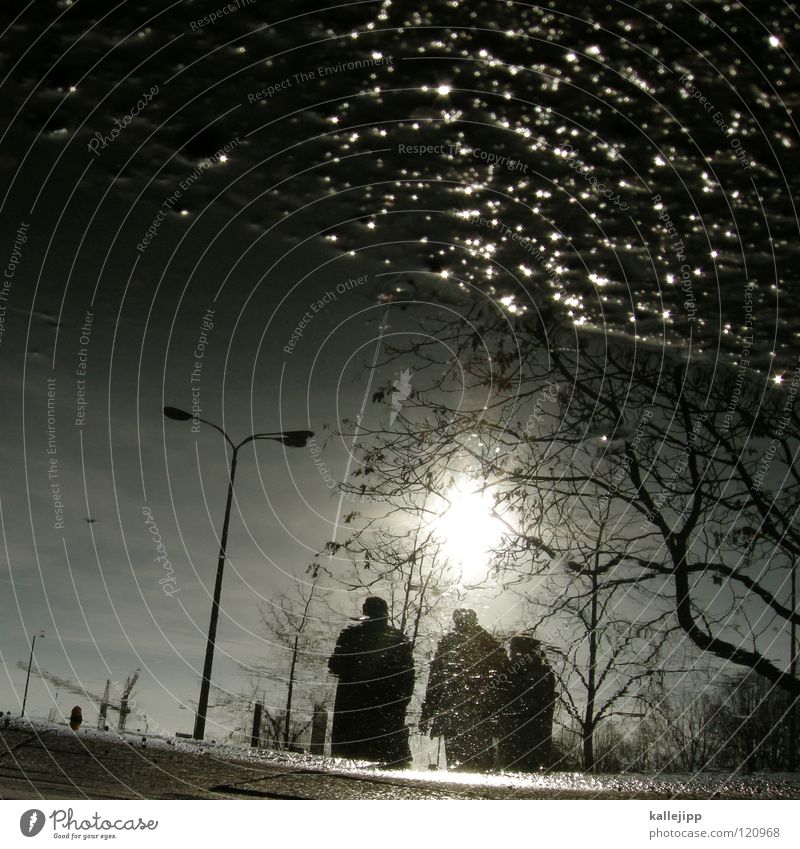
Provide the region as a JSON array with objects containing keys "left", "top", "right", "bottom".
[
  {"left": 163, "top": 406, "right": 313, "bottom": 741},
  {"left": 21, "top": 631, "right": 45, "bottom": 718}
]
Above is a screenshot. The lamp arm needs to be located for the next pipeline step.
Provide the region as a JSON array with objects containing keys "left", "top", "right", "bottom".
[{"left": 194, "top": 417, "right": 236, "bottom": 450}]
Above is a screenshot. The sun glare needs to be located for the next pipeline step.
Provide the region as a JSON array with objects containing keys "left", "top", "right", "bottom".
[{"left": 432, "top": 485, "right": 504, "bottom": 577}]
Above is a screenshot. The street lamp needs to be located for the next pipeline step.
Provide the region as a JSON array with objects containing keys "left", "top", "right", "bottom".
[
  {"left": 21, "top": 631, "right": 45, "bottom": 718},
  {"left": 163, "top": 406, "right": 313, "bottom": 741}
]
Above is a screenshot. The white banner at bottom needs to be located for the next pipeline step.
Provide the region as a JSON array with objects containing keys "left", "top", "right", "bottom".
[{"left": 1, "top": 799, "right": 797, "bottom": 849}]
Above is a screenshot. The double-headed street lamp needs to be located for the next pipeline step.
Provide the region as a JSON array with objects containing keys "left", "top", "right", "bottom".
[{"left": 163, "top": 406, "right": 313, "bottom": 741}]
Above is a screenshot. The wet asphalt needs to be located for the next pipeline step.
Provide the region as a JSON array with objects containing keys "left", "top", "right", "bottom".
[{"left": 2, "top": 726, "right": 799, "bottom": 800}]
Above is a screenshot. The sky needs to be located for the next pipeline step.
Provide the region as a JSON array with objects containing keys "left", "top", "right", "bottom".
[{"left": 0, "top": 1, "right": 415, "bottom": 734}]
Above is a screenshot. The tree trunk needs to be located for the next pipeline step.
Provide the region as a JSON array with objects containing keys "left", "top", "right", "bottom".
[
  {"left": 583, "top": 719, "right": 595, "bottom": 773},
  {"left": 283, "top": 635, "right": 299, "bottom": 747},
  {"left": 251, "top": 702, "right": 262, "bottom": 748},
  {"left": 790, "top": 559, "right": 798, "bottom": 770},
  {"left": 671, "top": 542, "right": 800, "bottom": 696},
  {"left": 584, "top": 562, "right": 600, "bottom": 772}
]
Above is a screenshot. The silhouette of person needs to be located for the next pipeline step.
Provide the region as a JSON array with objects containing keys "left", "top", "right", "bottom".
[
  {"left": 69, "top": 706, "right": 83, "bottom": 732},
  {"left": 328, "top": 596, "right": 415, "bottom": 766},
  {"left": 420, "top": 609, "right": 510, "bottom": 771},
  {"left": 498, "top": 635, "right": 556, "bottom": 771}
]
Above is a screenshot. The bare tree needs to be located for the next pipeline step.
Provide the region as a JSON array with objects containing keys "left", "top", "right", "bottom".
[
  {"left": 325, "top": 522, "right": 459, "bottom": 650},
  {"left": 345, "top": 310, "right": 800, "bottom": 697},
  {"left": 713, "top": 672, "right": 800, "bottom": 772},
  {"left": 655, "top": 691, "right": 728, "bottom": 773},
  {"left": 513, "top": 497, "right": 674, "bottom": 771},
  {"left": 249, "top": 565, "right": 332, "bottom": 750}
]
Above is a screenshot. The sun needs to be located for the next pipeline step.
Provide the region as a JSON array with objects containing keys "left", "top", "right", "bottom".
[{"left": 432, "top": 484, "right": 504, "bottom": 577}]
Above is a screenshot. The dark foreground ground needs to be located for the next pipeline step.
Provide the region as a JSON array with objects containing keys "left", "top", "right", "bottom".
[{"left": 1, "top": 722, "right": 799, "bottom": 800}]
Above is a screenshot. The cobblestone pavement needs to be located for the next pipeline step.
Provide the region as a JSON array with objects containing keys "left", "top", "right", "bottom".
[{"left": 2, "top": 725, "right": 799, "bottom": 800}]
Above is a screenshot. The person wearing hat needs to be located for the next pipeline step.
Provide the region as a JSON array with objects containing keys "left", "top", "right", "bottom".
[
  {"left": 328, "top": 596, "right": 415, "bottom": 766},
  {"left": 420, "top": 608, "right": 510, "bottom": 771}
]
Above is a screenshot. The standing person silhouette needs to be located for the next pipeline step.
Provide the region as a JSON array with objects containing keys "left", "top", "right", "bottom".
[
  {"left": 420, "top": 609, "right": 510, "bottom": 771},
  {"left": 328, "top": 596, "right": 415, "bottom": 766},
  {"left": 498, "top": 635, "right": 556, "bottom": 771},
  {"left": 68, "top": 706, "right": 83, "bottom": 732}
]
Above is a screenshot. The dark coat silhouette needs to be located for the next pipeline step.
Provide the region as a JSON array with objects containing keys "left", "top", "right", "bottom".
[
  {"left": 328, "top": 597, "right": 415, "bottom": 765},
  {"left": 420, "top": 609, "right": 510, "bottom": 771},
  {"left": 498, "top": 636, "right": 556, "bottom": 771}
]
